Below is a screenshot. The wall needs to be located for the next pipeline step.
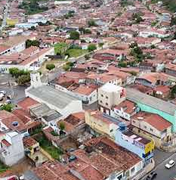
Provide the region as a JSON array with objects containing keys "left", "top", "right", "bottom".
[
  {"left": 0, "top": 133, "right": 25, "bottom": 166},
  {"left": 137, "top": 102, "right": 176, "bottom": 132}
]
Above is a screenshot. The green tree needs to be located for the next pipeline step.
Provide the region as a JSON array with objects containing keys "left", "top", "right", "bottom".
[
  {"left": 88, "top": 20, "right": 97, "bottom": 27},
  {"left": 88, "top": 44, "right": 97, "bottom": 52},
  {"left": 59, "top": 122, "right": 65, "bottom": 131},
  {"left": 118, "top": 62, "right": 127, "bottom": 67},
  {"left": 26, "top": 39, "right": 40, "bottom": 48},
  {"left": 1, "top": 104, "right": 13, "bottom": 112},
  {"left": 70, "top": 31, "right": 80, "bottom": 40},
  {"left": 46, "top": 64, "right": 55, "bottom": 71},
  {"left": 17, "top": 74, "right": 30, "bottom": 85}
]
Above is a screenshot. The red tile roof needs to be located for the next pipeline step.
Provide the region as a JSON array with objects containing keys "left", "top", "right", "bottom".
[
  {"left": 18, "top": 97, "right": 39, "bottom": 111},
  {"left": 132, "top": 112, "right": 171, "bottom": 131}
]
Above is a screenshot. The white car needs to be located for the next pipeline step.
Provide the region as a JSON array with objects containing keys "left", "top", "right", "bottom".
[{"left": 165, "top": 160, "right": 175, "bottom": 169}]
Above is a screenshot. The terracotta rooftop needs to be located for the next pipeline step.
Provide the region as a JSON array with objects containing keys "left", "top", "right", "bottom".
[
  {"left": 23, "top": 136, "right": 38, "bottom": 148},
  {"left": 18, "top": 97, "right": 40, "bottom": 111},
  {"left": 132, "top": 111, "right": 172, "bottom": 131}
]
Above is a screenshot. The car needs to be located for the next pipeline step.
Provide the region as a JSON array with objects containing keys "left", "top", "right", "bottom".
[
  {"left": 146, "top": 172, "right": 157, "bottom": 180},
  {"left": 0, "top": 90, "right": 6, "bottom": 95},
  {"left": 165, "top": 160, "right": 175, "bottom": 169}
]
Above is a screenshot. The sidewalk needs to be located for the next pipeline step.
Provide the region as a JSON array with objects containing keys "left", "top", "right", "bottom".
[{"left": 132, "top": 158, "right": 155, "bottom": 180}]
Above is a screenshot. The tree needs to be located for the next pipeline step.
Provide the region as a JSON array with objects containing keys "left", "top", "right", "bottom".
[
  {"left": 70, "top": 31, "right": 80, "bottom": 40},
  {"left": 118, "top": 62, "right": 127, "bottom": 67},
  {"left": 59, "top": 122, "right": 65, "bottom": 131},
  {"left": 26, "top": 39, "right": 40, "bottom": 48},
  {"left": 85, "top": 54, "right": 90, "bottom": 60},
  {"left": 171, "top": 85, "right": 176, "bottom": 99},
  {"left": 1, "top": 104, "right": 13, "bottom": 112},
  {"left": 46, "top": 64, "right": 55, "bottom": 71},
  {"left": 88, "top": 20, "right": 97, "bottom": 27},
  {"left": 88, "top": 44, "right": 97, "bottom": 52},
  {"left": 17, "top": 74, "right": 30, "bottom": 85}
]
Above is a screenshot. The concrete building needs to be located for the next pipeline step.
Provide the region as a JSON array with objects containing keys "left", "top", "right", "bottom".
[
  {"left": 126, "top": 88, "right": 176, "bottom": 132},
  {"left": 131, "top": 112, "right": 172, "bottom": 148},
  {"left": 0, "top": 35, "right": 36, "bottom": 56},
  {"left": 0, "top": 131, "right": 25, "bottom": 166},
  {"left": 85, "top": 110, "right": 130, "bottom": 140},
  {"left": 115, "top": 126, "right": 154, "bottom": 163},
  {"left": 26, "top": 72, "right": 83, "bottom": 125},
  {"left": 0, "top": 46, "right": 54, "bottom": 73},
  {"left": 98, "top": 83, "right": 126, "bottom": 115}
]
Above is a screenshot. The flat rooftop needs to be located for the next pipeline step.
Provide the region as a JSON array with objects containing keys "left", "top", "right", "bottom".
[
  {"left": 28, "top": 85, "right": 79, "bottom": 110},
  {"left": 126, "top": 88, "right": 176, "bottom": 116}
]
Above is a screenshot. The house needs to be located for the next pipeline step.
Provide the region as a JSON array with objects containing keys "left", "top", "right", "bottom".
[
  {"left": 58, "top": 112, "right": 85, "bottom": 134},
  {"left": 0, "top": 35, "right": 36, "bottom": 56},
  {"left": 25, "top": 136, "right": 143, "bottom": 180},
  {"left": 81, "top": 136, "right": 143, "bottom": 179},
  {"left": 23, "top": 136, "right": 48, "bottom": 167},
  {"left": 0, "top": 46, "right": 54, "bottom": 73},
  {"left": 111, "top": 100, "right": 137, "bottom": 121},
  {"left": 85, "top": 110, "right": 130, "bottom": 139},
  {"left": 126, "top": 88, "right": 176, "bottom": 132},
  {"left": 0, "top": 110, "right": 29, "bottom": 137},
  {"left": 98, "top": 83, "right": 126, "bottom": 115},
  {"left": 0, "top": 131, "right": 25, "bottom": 166},
  {"left": 135, "top": 73, "right": 168, "bottom": 88},
  {"left": 26, "top": 72, "right": 83, "bottom": 123},
  {"left": 165, "top": 63, "right": 176, "bottom": 77},
  {"left": 115, "top": 126, "right": 154, "bottom": 163},
  {"left": 131, "top": 112, "right": 172, "bottom": 148}
]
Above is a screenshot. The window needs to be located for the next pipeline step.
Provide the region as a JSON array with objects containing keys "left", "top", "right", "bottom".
[
  {"left": 106, "top": 96, "right": 108, "bottom": 99},
  {"left": 99, "top": 100, "right": 102, "bottom": 103},
  {"left": 110, "top": 129, "right": 113, "bottom": 132},
  {"left": 101, "top": 94, "right": 104, "bottom": 97},
  {"left": 133, "top": 120, "right": 136, "bottom": 124},
  {"left": 131, "top": 167, "right": 135, "bottom": 174},
  {"left": 150, "top": 128, "right": 153, "bottom": 132},
  {"left": 106, "top": 103, "right": 108, "bottom": 106},
  {"left": 144, "top": 126, "right": 147, "bottom": 129}
]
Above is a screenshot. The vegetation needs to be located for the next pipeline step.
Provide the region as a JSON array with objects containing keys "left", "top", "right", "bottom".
[
  {"left": 9, "top": 68, "right": 30, "bottom": 85},
  {"left": 69, "top": 31, "right": 80, "bottom": 40},
  {"left": 1, "top": 104, "right": 13, "bottom": 112},
  {"left": 120, "top": 0, "right": 134, "bottom": 7},
  {"left": 129, "top": 42, "right": 144, "bottom": 62},
  {"left": 59, "top": 122, "right": 65, "bottom": 131},
  {"left": 171, "top": 16, "right": 176, "bottom": 26},
  {"left": 46, "top": 64, "right": 55, "bottom": 71},
  {"left": 118, "top": 62, "right": 127, "bottom": 67},
  {"left": 30, "top": 124, "right": 43, "bottom": 136},
  {"left": 88, "top": 20, "right": 97, "bottom": 27},
  {"left": 51, "top": 131, "right": 59, "bottom": 136},
  {"left": 132, "top": 13, "right": 144, "bottom": 24},
  {"left": 54, "top": 42, "right": 69, "bottom": 56},
  {"left": 26, "top": 39, "right": 40, "bottom": 48},
  {"left": 18, "top": 0, "right": 48, "bottom": 15},
  {"left": 88, "top": 44, "right": 97, "bottom": 52},
  {"left": 151, "top": 0, "right": 176, "bottom": 12},
  {"left": 34, "top": 134, "right": 63, "bottom": 160},
  {"left": 79, "top": 27, "right": 91, "bottom": 34},
  {"left": 171, "top": 85, "right": 176, "bottom": 99},
  {"left": 0, "top": 161, "right": 8, "bottom": 173},
  {"left": 64, "top": 11, "right": 75, "bottom": 19},
  {"left": 63, "top": 62, "right": 74, "bottom": 71},
  {"left": 66, "top": 49, "right": 87, "bottom": 58},
  {"left": 17, "top": 74, "right": 31, "bottom": 85}
]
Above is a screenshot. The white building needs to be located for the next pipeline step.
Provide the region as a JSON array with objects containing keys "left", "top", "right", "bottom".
[
  {"left": 0, "top": 35, "right": 36, "bottom": 56},
  {"left": 0, "top": 47, "right": 54, "bottom": 73},
  {"left": 55, "top": 84, "right": 98, "bottom": 105},
  {"left": 0, "top": 131, "right": 25, "bottom": 166},
  {"left": 98, "top": 83, "right": 126, "bottom": 115},
  {"left": 26, "top": 72, "right": 83, "bottom": 123}
]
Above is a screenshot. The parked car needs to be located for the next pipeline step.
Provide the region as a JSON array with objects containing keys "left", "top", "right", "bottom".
[
  {"left": 165, "top": 160, "right": 175, "bottom": 169},
  {"left": 146, "top": 172, "right": 157, "bottom": 180},
  {"left": 0, "top": 90, "right": 6, "bottom": 95},
  {"left": 0, "top": 93, "right": 4, "bottom": 101}
]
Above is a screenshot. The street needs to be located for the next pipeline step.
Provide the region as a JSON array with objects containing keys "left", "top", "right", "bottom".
[{"left": 141, "top": 149, "right": 176, "bottom": 180}]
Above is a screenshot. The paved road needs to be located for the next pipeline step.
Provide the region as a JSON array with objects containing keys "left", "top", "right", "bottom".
[{"left": 141, "top": 150, "right": 176, "bottom": 180}]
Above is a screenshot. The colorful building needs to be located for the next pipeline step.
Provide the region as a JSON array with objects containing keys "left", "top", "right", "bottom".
[
  {"left": 127, "top": 88, "right": 176, "bottom": 132},
  {"left": 115, "top": 125, "right": 154, "bottom": 163}
]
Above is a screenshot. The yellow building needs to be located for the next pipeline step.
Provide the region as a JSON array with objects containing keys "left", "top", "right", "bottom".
[
  {"left": 85, "top": 110, "right": 119, "bottom": 139},
  {"left": 6, "top": 18, "right": 18, "bottom": 26}
]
